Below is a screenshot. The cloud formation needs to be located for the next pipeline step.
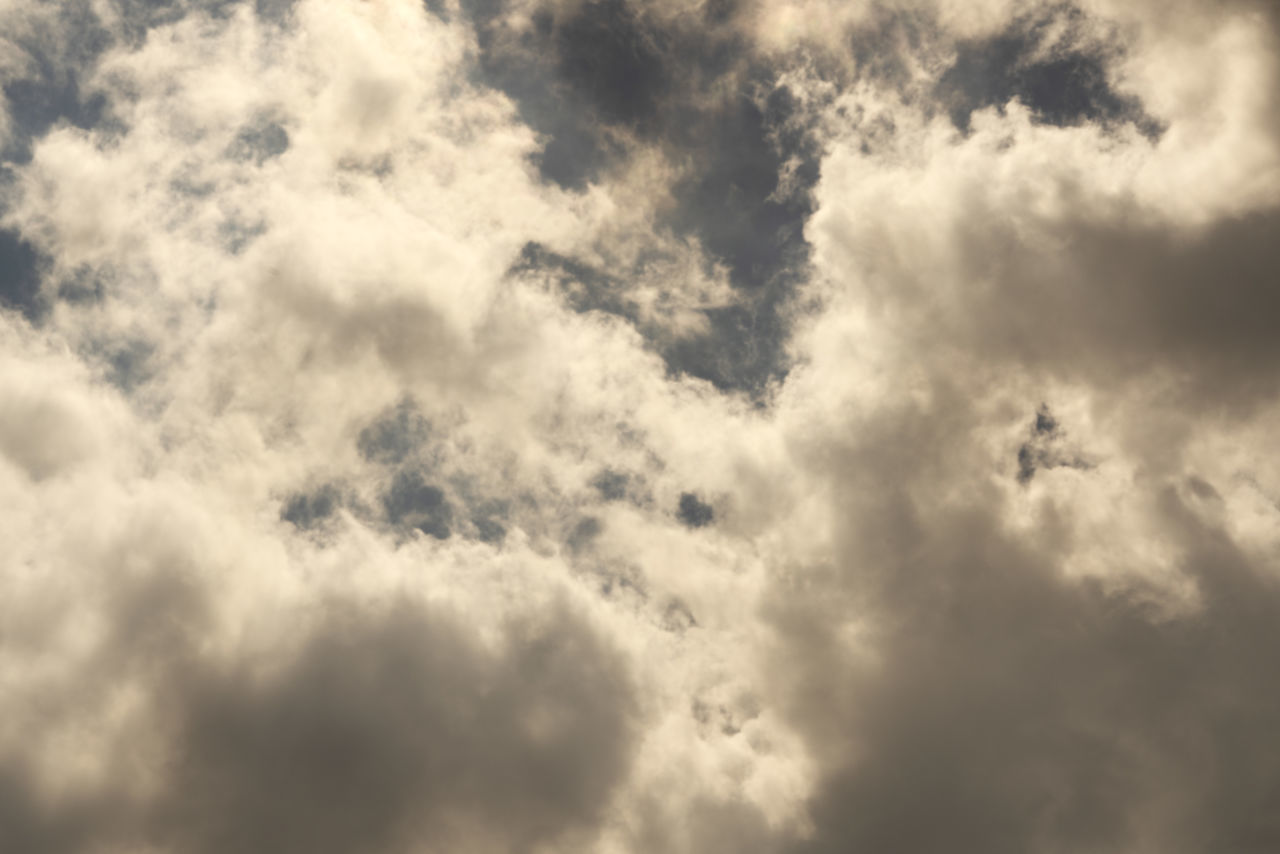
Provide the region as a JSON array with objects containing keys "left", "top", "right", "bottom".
[{"left": 2, "top": 0, "right": 1279, "bottom": 852}]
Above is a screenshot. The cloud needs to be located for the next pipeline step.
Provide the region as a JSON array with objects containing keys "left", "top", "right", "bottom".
[{"left": 2, "top": 0, "right": 1280, "bottom": 852}]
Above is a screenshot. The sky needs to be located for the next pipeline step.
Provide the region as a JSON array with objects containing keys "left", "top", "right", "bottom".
[{"left": 2, "top": 0, "right": 1280, "bottom": 852}]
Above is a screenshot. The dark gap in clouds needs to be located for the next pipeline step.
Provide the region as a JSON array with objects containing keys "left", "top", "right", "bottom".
[
  {"left": 227, "top": 118, "right": 290, "bottom": 165},
  {"left": 383, "top": 469, "right": 453, "bottom": 539},
  {"left": 1187, "top": 476, "right": 1221, "bottom": 502},
  {"left": 937, "top": 7, "right": 1163, "bottom": 138},
  {"left": 568, "top": 515, "right": 603, "bottom": 552},
  {"left": 473, "top": 1, "right": 815, "bottom": 394},
  {"left": 0, "top": 1, "right": 278, "bottom": 166},
  {"left": 661, "top": 597, "right": 698, "bottom": 633},
  {"left": 0, "top": 3, "right": 111, "bottom": 164},
  {"left": 421, "top": 0, "right": 449, "bottom": 21},
  {"left": 469, "top": 501, "right": 508, "bottom": 543},
  {"left": 1015, "top": 405, "right": 1090, "bottom": 484},
  {"left": 281, "top": 484, "right": 341, "bottom": 530},
  {"left": 217, "top": 218, "right": 268, "bottom": 254},
  {"left": 655, "top": 76, "right": 817, "bottom": 392},
  {"left": 516, "top": 242, "right": 783, "bottom": 392},
  {"left": 0, "top": 0, "right": 304, "bottom": 163},
  {"left": 516, "top": 239, "right": 796, "bottom": 394},
  {"left": 665, "top": 296, "right": 791, "bottom": 393},
  {"left": 102, "top": 338, "right": 154, "bottom": 392},
  {"left": 592, "top": 468, "right": 631, "bottom": 501},
  {"left": 849, "top": 8, "right": 933, "bottom": 92},
  {"left": 0, "top": 228, "right": 46, "bottom": 321},
  {"left": 553, "top": 0, "right": 668, "bottom": 131},
  {"left": 358, "top": 398, "right": 432, "bottom": 466},
  {"left": 465, "top": 0, "right": 622, "bottom": 189},
  {"left": 54, "top": 265, "right": 108, "bottom": 305},
  {"left": 664, "top": 82, "right": 817, "bottom": 292},
  {"left": 587, "top": 562, "right": 648, "bottom": 607},
  {"left": 1034, "top": 404, "right": 1058, "bottom": 435},
  {"left": 514, "top": 242, "right": 631, "bottom": 318},
  {"left": 254, "top": 0, "right": 298, "bottom": 23},
  {"left": 677, "top": 492, "right": 713, "bottom": 528},
  {"left": 691, "top": 693, "right": 760, "bottom": 738},
  {"left": 1015, "top": 443, "right": 1038, "bottom": 484}
]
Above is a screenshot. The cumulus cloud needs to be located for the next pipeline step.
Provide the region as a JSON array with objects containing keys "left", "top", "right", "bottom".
[{"left": 1, "top": 0, "right": 1279, "bottom": 852}]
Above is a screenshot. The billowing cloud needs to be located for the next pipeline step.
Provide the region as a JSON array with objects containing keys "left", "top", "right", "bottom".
[{"left": 1, "top": 0, "right": 1279, "bottom": 852}]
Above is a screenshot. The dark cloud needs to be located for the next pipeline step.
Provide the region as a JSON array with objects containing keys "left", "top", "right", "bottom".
[
  {"left": 2, "top": 591, "right": 638, "bottom": 854},
  {"left": 156, "top": 599, "right": 638, "bottom": 854},
  {"left": 946, "top": 205, "right": 1280, "bottom": 412},
  {"left": 383, "top": 469, "right": 452, "bottom": 539},
  {"left": 768, "top": 395, "right": 1280, "bottom": 854},
  {"left": 677, "top": 492, "right": 713, "bottom": 528},
  {"left": 0, "top": 759, "right": 131, "bottom": 854}
]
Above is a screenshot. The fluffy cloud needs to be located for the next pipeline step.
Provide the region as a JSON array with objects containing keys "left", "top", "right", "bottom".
[{"left": 1, "top": 0, "right": 1278, "bottom": 852}]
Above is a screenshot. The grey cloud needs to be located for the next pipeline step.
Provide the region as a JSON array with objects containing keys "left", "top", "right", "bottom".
[
  {"left": 2, "top": 592, "right": 638, "bottom": 854},
  {"left": 947, "top": 206, "right": 1280, "bottom": 412},
  {"left": 628, "top": 794, "right": 782, "bottom": 854},
  {"left": 156, "top": 600, "right": 638, "bottom": 854},
  {"left": 768, "top": 395, "right": 1280, "bottom": 854},
  {"left": 0, "top": 760, "right": 131, "bottom": 854},
  {"left": 5, "top": 1, "right": 1280, "bottom": 852}
]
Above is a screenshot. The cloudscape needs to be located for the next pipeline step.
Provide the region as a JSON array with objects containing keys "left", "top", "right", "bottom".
[{"left": 2, "top": 1, "right": 1280, "bottom": 852}]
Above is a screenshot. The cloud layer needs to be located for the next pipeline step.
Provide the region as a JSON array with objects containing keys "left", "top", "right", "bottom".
[{"left": 2, "top": 1, "right": 1279, "bottom": 852}]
